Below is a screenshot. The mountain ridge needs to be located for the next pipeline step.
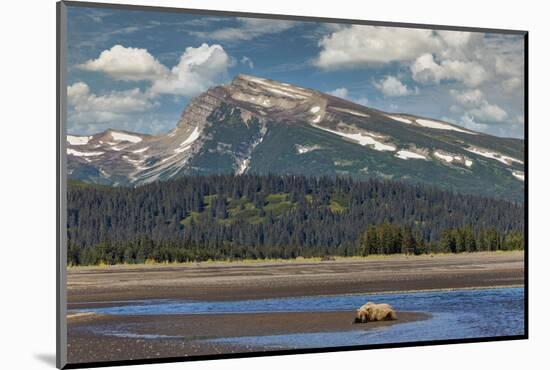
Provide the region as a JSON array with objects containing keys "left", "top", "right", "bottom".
[{"left": 66, "top": 74, "right": 524, "bottom": 201}]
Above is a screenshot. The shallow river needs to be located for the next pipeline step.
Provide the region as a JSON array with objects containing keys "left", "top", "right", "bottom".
[{"left": 78, "top": 287, "right": 524, "bottom": 348}]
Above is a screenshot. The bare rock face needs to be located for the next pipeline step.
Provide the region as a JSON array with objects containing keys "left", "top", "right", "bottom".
[
  {"left": 176, "top": 87, "right": 226, "bottom": 129},
  {"left": 65, "top": 74, "right": 524, "bottom": 201}
]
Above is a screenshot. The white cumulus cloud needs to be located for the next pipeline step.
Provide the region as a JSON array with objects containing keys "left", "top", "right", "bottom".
[
  {"left": 316, "top": 26, "right": 442, "bottom": 69},
  {"left": 327, "top": 87, "right": 349, "bottom": 99},
  {"left": 79, "top": 43, "right": 231, "bottom": 98},
  {"left": 435, "top": 30, "right": 474, "bottom": 49},
  {"left": 67, "top": 82, "right": 156, "bottom": 124},
  {"left": 502, "top": 76, "right": 523, "bottom": 93},
  {"left": 450, "top": 89, "right": 508, "bottom": 122},
  {"left": 469, "top": 103, "right": 508, "bottom": 122},
  {"left": 373, "top": 76, "right": 417, "bottom": 97},
  {"left": 449, "top": 88, "right": 485, "bottom": 107},
  {"left": 150, "top": 43, "right": 230, "bottom": 97},
  {"left": 326, "top": 87, "right": 368, "bottom": 105},
  {"left": 458, "top": 114, "right": 489, "bottom": 132},
  {"left": 314, "top": 25, "right": 520, "bottom": 92},
  {"left": 410, "top": 54, "right": 488, "bottom": 87},
  {"left": 354, "top": 97, "right": 370, "bottom": 106},
  {"left": 78, "top": 45, "right": 169, "bottom": 81}
]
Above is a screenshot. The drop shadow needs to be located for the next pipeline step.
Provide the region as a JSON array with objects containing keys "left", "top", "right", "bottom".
[{"left": 34, "top": 353, "right": 57, "bottom": 367}]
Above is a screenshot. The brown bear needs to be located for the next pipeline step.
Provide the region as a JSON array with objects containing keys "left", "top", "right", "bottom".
[{"left": 353, "top": 302, "right": 397, "bottom": 323}]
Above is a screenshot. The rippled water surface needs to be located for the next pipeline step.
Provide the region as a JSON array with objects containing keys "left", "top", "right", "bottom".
[{"left": 79, "top": 287, "right": 524, "bottom": 348}]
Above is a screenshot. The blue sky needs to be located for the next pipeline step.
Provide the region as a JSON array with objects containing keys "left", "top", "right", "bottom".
[{"left": 66, "top": 5, "right": 525, "bottom": 138}]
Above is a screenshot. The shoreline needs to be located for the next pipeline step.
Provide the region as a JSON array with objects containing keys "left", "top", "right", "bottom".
[
  {"left": 68, "top": 251, "right": 524, "bottom": 306},
  {"left": 68, "top": 284, "right": 525, "bottom": 308},
  {"left": 67, "top": 310, "right": 430, "bottom": 363},
  {"left": 67, "top": 251, "right": 523, "bottom": 270}
]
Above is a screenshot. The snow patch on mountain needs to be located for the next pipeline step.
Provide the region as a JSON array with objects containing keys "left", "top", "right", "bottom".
[
  {"left": 67, "top": 135, "right": 92, "bottom": 145},
  {"left": 236, "top": 159, "right": 250, "bottom": 175},
  {"left": 132, "top": 147, "right": 149, "bottom": 154},
  {"left": 238, "top": 74, "right": 312, "bottom": 99},
  {"left": 296, "top": 144, "right": 321, "bottom": 154},
  {"left": 395, "top": 150, "right": 427, "bottom": 160},
  {"left": 174, "top": 126, "right": 201, "bottom": 153},
  {"left": 465, "top": 147, "right": 523, "bottom": 166},
  {"left": 98, "top": 168, "right": 111, "bottom": 178},
  {"left": 67, "top": 148, "right": 104, "bottom": 157},
  {"left": 234, "top": 124, "right": 268, "bottom": 175},
  {"left": 138, "top": 155, "right": 190, "bottom": 184},
  {"left": 387, "top": 115, "right": 412, "bottom": 124},
  {"left": 434, "top": 151, "right": 455, "bottom": 163},
  {"left": 265, "top": 86, "right": 305, "bottom": 99},
  {"left": 416, "top": 119, "right": 474, "bottom": 134},
  {"left": 231, "top": 92, "right": 275, "bottom": 109},
  {"left": 433, "top": 151, "right": 473, "bottom": 168},
  {"left": 110, "top": 131, "right": 143, "bottom": 143},
  {"left": 122, "top": 155, "right": 142, "bottom": 166},
  {"left": 512, "top": 170, "right": 524, "bottom": 181},
  {"left": 313, "top": 124, "right": 396, "bottom": 152}
]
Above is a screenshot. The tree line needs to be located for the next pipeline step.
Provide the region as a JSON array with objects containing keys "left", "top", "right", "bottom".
[
  {"left": 357, "top": 223, "right": 524, "bottom": 256},
  {"left": 67, "top": 224, "right": 524, "bottom": 266},
  {"left": 67, "top": 174, "right": 524, "bottom": 265}
]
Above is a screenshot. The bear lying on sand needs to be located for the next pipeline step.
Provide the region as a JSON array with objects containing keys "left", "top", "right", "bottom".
[{"left": 354, "top": 302, "right": 397, "bottom": 323}]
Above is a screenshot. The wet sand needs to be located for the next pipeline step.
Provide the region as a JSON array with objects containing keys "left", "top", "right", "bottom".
[
  {"left": 68, "top": 252, "right": 524, "bottom": 307},
  {"left": 67, "top": 311, "right": 429, "bottom": 364}
]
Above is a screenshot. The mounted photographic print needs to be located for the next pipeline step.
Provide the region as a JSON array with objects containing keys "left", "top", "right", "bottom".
[{"left": 56, "top": 1, "right": 527, "bottom": 368}]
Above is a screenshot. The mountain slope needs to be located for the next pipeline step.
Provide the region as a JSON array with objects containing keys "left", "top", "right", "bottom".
[{"left": 66, "top": 74, "right": 524, "bottom": 201}]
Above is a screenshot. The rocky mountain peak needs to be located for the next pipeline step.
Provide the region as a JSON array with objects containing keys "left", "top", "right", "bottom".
[{"left": 66, "top": 74, "right": 524, "bottom": 201}]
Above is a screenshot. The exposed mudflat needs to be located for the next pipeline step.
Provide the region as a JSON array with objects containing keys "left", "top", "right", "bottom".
[
  {"left": 67, "top": 311, "right": 428, "bottom": 364},
  {"left": 68, "top": 252, "right": 524, "bottom": 306}
]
